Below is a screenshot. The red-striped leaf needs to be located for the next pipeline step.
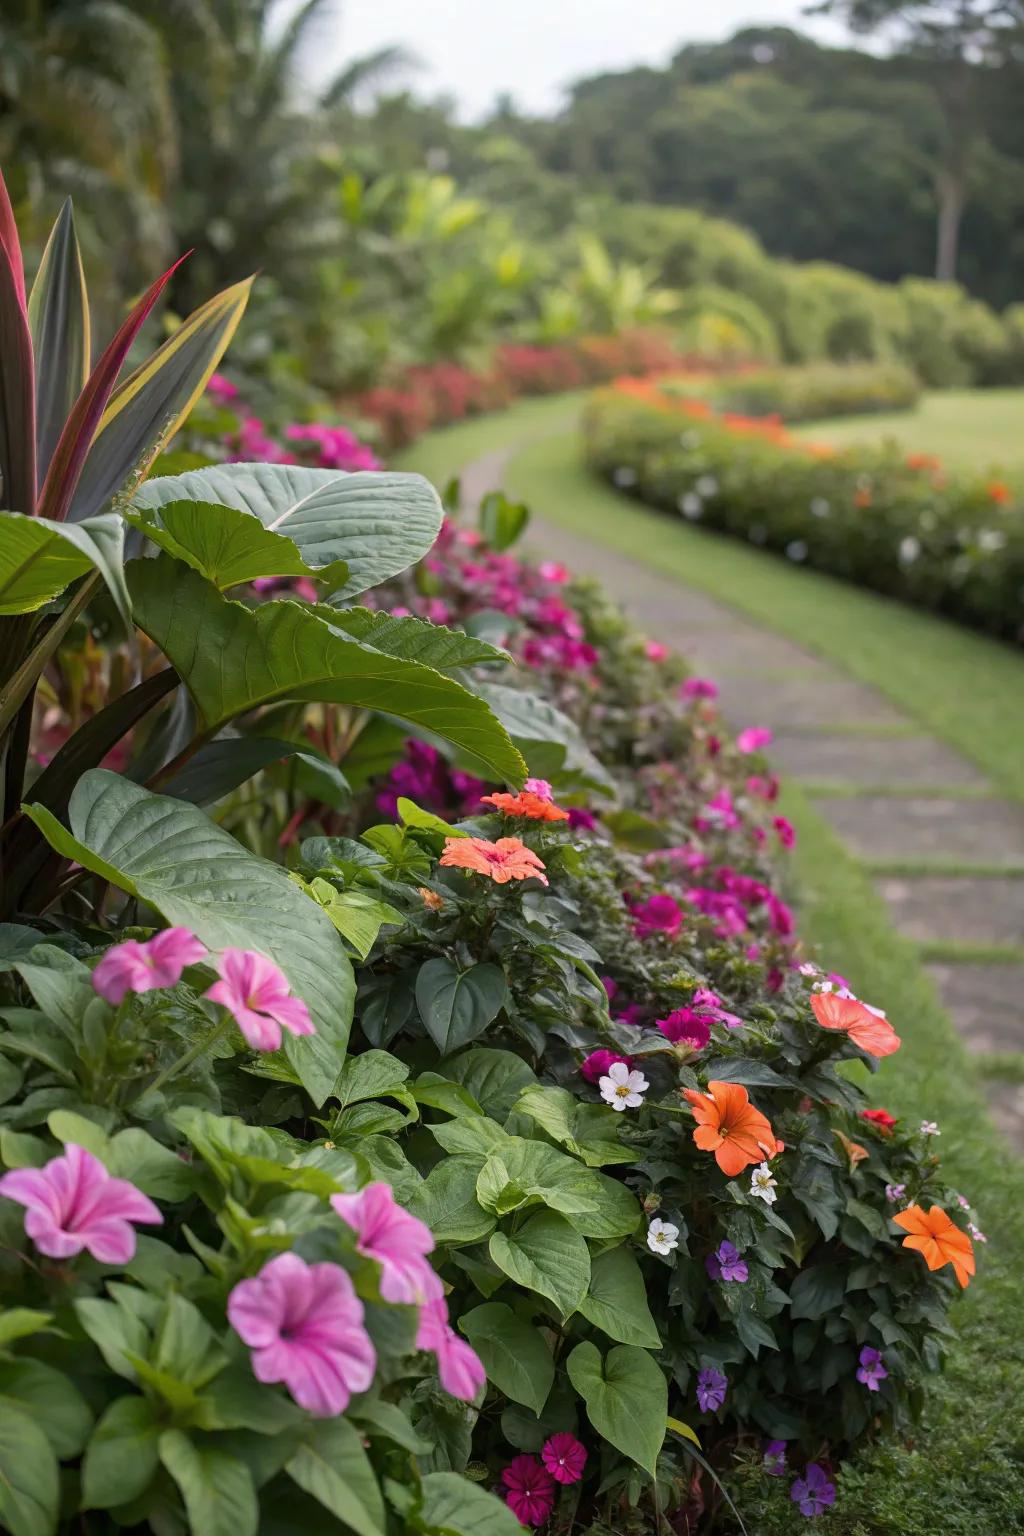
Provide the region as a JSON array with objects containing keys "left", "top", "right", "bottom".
[{"left": 0, "top": 168, "right": 36, "bottom": 514}]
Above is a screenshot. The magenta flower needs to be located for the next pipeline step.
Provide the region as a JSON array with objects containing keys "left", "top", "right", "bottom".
[
  {"left": 856, "top": 1346, "right": 888, "bottom": 1392},
  {"left": 541, "top": 1432, "right": 587, "bottom": 1485},
  {"left": 228, "top": 1251, "right": 375, "bottom": 1417},
  {"left": 92, "top": 927, "right": 206, "bottom": 1004},
  {"left": 567, "top": 807, "right": 598, "bottom": 831},
  {"left": 645, "top": 640, "right": 670, "bottom": 661},
  {"left": 696, "top": 1367, "right": 728, "bottom": 1413},
  {"left": 657, "top": 1008, "right": 711, "bottom": 1049},
  {"left": 630, "top": 892, "right": 683, "bottom": 939},
  {"left": 736, "top": 726, "right": 773, "bottom": 755},
  {"left": 523, "top": 777, "right": 554, "bottom": 801},
  {"left": 773, "top": 815, "right": 797, "bottom": 849},
  {"left": 501, "top": 1455, "right": 556, "bottom": 1526},
  {"left": 0, "top": 1143, "right": 161, "bottom": 1263},
  {"left": 207, "top": 371, "right": 239, "bottom": 403},
  {"left": 205, "top": 949, "right": 314, "bottom": 1051},
  {"left": 580, "top": 1048, "right": 633, "bottom": 1083},
  {"left": 764, "top": 1440, "right": 788, "bottom": 1476},
  {"left": 705, "top": 1240, "right": 748, "bottom": 1283},
  {"left": 538, "top": 560, "right": 569, "bottom": 583},
  {"left": 416, "top": 1296, "right": 486, "bottom": 1401},
  {"left": 791, "top": 1463, "right": 836, "bottom": 1517},
  {"left": 330, "top": 1183, "right": 441, "bottom": 1305},
  {"left": 681, "top": 677, "right": 718, "bottom": 700}
]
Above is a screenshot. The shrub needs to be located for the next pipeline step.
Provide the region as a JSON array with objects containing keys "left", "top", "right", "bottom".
[
  {"left": 583, "top": 381, "right": 1024, "bottom": 644},
  {"left": 778, "top": 264, "right": 907, "bottom": 366},
  {"left": 667, "top": 361, "right": 922, "bottom": 422},
  {"left": 675, "top": 284, "right": 781, "bottom": 363},
  {"left": 899, "top": 278, "right": 1010, "bottom": 387}
]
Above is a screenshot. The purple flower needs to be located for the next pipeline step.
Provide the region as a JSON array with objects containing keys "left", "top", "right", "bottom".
[
  {"left": 696, "top": 1367, "right": 728, "bottom": 1413},
  {"left": 791, "top": 1463, "right": 836, "bottom": 1517},
  {"left": 885, "top": 1182, "right": 906, "bottom": 1203},
  {"left": 705, "top": 1240, "right": 748, "bottom": 1283},
  {"left": 856, "top": 1346, "right": 888, "bottom": 1392},
  {"left": 763, "top": 1440, "right": 787, "bottom": 1476}
]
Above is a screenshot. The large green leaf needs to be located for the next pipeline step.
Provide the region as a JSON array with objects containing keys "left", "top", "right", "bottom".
[
  {"left": 458, "top": 1302, "right": 554, "bottom": 1413},
  {"left": 415, "top": 958, "right": 507, "bottom": 1056},
  {"left": 578, "top": 1247, "right": 662, "bottom": 1348},
  {"left": 159, "top": 1430, "right": 257, "bottom": 1536},
  {"left": 416, "top": 1472, "right": 525, "bottom": 1536},
  {"left": 566, "top": 1341, "right": 667, "bottom": 1476},
  {"left": 125, "top": 500, "right": 348, "bottom": 591},
  {"left": 488, "top": 1210, "right": 591, "bottom": 1318},
  {"left": 0, "top": 511, "right": 130, "bottom": 626},
  {"left": 0, "top": 1407, "right": 58, "bottom": 1536},
  {"left": 81, "top": 1396, "right": 161, "bottom": 1511},
  {"left": 128, "top": 557, "right": 525, "bottom": 785},
  {"left": 514, "top": 1085, "right": 634, "bottom": 1167},
  {"left": 133, "top": 462, "right": 442, "bottom": 597},
  {"left": 321, "top": 607, "right": 510, "bottom": 671},
  {"left": 27, "top": 200, "right": 90, "bottom": 480},
  {"left": 24, "top": 770, "right": 354, "bottom": 1104},
  {"left": 285, "top": 1419, "right": 385, "bottom": 1536},
  {"left": 475, "top": 681, "right": 615, "bottom": 793}
]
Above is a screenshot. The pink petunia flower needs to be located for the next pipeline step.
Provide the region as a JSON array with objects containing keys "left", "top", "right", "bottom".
[
  {"left": 502, "top": 1454, "right": 556, "bottom": 1525},
  {"left": 330, "top": 1183, "right": 441, "bottom": 1305},
  {"left": 645, "top": 640, "right": 670, "bottom": 661},
  {"left": 541, "top": 1432, "right": 587, "bottom": 1485},
  {"left": 580, "top": 1048, "right": 633, "bottom": 1083},
  {"left": 0, "top": 1143, "right": 161, "bottom": 1263},
  {"left": 416, "top": 1295, "right": 486, "bottom": 1401},
  {"left": 736, "top": 726, "right": 773, "bottom": 755},
  {"left": 205, "top": 949, "right": 315, "bottom": 1051},
  {"left": 92, "top": 927, "right": 207, "bottom": 1004},
  {"left": 228, "top": 1251, "right": 375, "bottom": 1417}
]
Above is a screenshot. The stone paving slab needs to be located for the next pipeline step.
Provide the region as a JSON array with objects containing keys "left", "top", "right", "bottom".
[
  {"left": 880, "top": 876, "right": 1024, "bottom": 946},
  {"left": 817, "top": 796, "right": 1024, "bottom": 867},
  {"left": 769, "top": 732, "right": 991, "bottom": 788},
  {"left": 986, "top": 1081, "right": 1024, "bottom": 1153},
  {"left": 715, "top": 674, "right": 909, "bottom": 731},
  {"left": 925, "top": 963, "right": 1024, "bottom": 1053}
]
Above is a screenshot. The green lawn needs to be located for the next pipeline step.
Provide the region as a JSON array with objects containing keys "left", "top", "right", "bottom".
[{"left": 791, "top": 388, "right": 1024, "bottom": 482}]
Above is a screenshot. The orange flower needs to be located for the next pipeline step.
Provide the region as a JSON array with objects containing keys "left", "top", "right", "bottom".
[
  {"left": 418, "top": 887, "right": 444, "bottom": 911},
  {"left": 892, "top": 1204, "right": 975, "bottom": 1288},
  {"left": 439, "top": 835, "right": 548, "bottom": 886},
  {"left": 853, "top": 487, "right": 873, "bottom": 508},
  {"left": 481, "top": 791, "right": 570, "bottom": 822},
  {"left": 811, "top": 992, "right": 901, "bottom": 1058},
  {"left": 835, "top": 1130, "right": 869, "bottom": 1168},
  {"left": 986, "top": 480, "right": 1012, "bottom": 505},
  {"left": 682, "top": 1080, "right": 779, "bottom": 1177},
  {"left": 905, "top": 452, "right": 940, "bottom": 473}
]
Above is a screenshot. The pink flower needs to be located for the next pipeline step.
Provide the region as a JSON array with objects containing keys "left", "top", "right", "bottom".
[
  {"left": 539, "top": 561, "right": 569, "bottom": 583},
  {"left": 736, "top": 726, "right": 773, "bottom": 755},
  {"left": 0, "top": 1143, "right": 161, "bottom": 1263},
  {"left": 580, "top": 1048, "right": 633, "bottom": 1083},
  {"left": 207, "top": 371, "right": 239, "bottom": 403},
  {"left": 541, "top": 1432, "right": 587, "bottom": 1485},
  {"left": 695, "top": 787, "right": 741, "bottom": 833},
  {"left": 630, "top": 892, "right": 684, "bottom": 939},
  {"left": 681, "top": 677, "right": 718, "bottom": 700},
  {"left": 773, "top": 816, "right": 796, "bottom": 849},
  {"left": 330, "top": 1183, "right": 441, "bottom": 1305},
  {"left": 523, "top": 777, "right": 554, "bottom": 801},
  {"left": 657, "top": 1009, "right": 711, "bottom": 1049},
  {"left": 205, "top": 950, "right": 315, "bottom": 1051},
  {"left": 92, "top": 927, "right": 206, "bottom": 1003},
  {"left": 501, "top": 1455, "right": 556, "bottom": 1526},
  {"left": 645, "top": 640, "right": 670, "bottom": 661},
  {"left": 746, "top": 774, "right": 779, "bottom": 801},
  {"left": 416, "top": 1295, "right": 486, "bottom": 1401},
  {"left": 228, "top": 1252, "right": 375, "bottom": 1417}
]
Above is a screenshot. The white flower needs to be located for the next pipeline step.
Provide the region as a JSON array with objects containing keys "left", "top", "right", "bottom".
[
  {"left": 750, "top": 1161, "right": 778, "bottom": 1205},
  {"left": 613, "top": 466, "right": 638, "bottom": 488},
  {"left": 810, "top": 496, "right": 830, "bottom": 518},
  {"left": 920, "top": 1120, "right": 940, "bottom": 1137},
  {"left": 647, "top": 1218, "right": 679, "bottom": 1254},
  {"left": 798, "top": 962, "right": 820, "bottom": 977},
  {"left": 695, "top": 474, "right": 719, "bottom": 498},
  {"left": 599, "top": 1061, "right": 649, "bottom": 1112},
  {"left": 786, "top": 539, "right": 808, "bottom": 563},
  {"left": 678, "top": 491, "right": 703, "bottom": 519}
]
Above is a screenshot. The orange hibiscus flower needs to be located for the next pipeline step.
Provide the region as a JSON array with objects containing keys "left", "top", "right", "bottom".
[
  {"left": 682, "top": 1080, "right": 779, "bottom": 1177},
  {"left": 810, "top": 992, "right": 901, "bottom": 1058},
  {"left": 481, "top": 791, "right": 570, "bottom": 823},
  {"left": 892, "top": 1204, "right": 975, "bottom": 1288},
  {"left": 439, "top": 835, "right": 548, "bottom": 886}
]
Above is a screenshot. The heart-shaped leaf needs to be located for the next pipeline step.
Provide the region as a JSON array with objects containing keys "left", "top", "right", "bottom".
[
  {"left": 566, "top": 1341, "right": 667, "bottom": 1475},
  {"left": 489, "top": 1210, "right": 590, "bottom": 1319},
  {"left": 414, "top": 958, "right": 507, "bottom": 1055}
]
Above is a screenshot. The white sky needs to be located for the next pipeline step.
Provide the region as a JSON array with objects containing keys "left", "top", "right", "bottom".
[{"left": 307, "top": 1, "right": 852, "bottom": 120}]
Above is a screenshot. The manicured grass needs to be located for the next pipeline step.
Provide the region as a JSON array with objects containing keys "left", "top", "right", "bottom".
[
  {"left": 791, "top": 387, "right": 1024, "bottom": 482},
  {"left": 501, "top": 427, "right": 1024, "bottom": 803}
]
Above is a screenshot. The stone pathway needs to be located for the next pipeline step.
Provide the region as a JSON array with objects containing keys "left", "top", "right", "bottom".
[{"left": 460, "top": 445, "right": 1024, "bottom": 1151}]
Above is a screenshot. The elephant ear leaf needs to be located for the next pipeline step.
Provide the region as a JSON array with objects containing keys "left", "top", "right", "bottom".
[
  {"left": 23, "top": 769, "right": 354, "bottom": 1104},
  {"left": 124, "top": 500, "right": 349, "bottom": 592},
  {"left": 0, "top": 511, "right": 130, "bottom": 627},
  {"left": 28, "top": 199, "right": 90, "bottom": 481},
  {"left": 133, "top": 463, "right": 442, "bottom": 596}
]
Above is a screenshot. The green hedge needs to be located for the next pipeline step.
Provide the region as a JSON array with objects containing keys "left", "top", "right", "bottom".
[
  {"left": 583, "top": 384, "right": 1024, "bottom": 644},
  {"left": 667, "top": 362, "right": 921, "bottom": 423}
]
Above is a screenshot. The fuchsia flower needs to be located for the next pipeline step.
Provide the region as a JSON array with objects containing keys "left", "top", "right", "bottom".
[
  {"left": 645, "top": 640, "right": 670, "bottom": 661},
  {"left": 541, "top": 1433, "right": 587, "bottom": 1485},
  {"left": 681, "top": 677, "right": 718, "bottom": 700},
  {"left": 501, "top": 1455, "right": 556, "bottom": 1525},
  {"left": 657, "top": 1009, "right": 711, "bottom": 1049},
  {"left": 736, "top": 726, "right": 773, "bottom": 755},
  {"left": 0, "top": 1143, "right": 161, "bottom": 1263},
  {"left": 630, "top": 892, "right": 684, "bottom": 939},
  {"left": 538, "top": 561, "right": 569, "bottom": 583},
  {"left": 92, "top": 927, "right": 206, "bottom": 1003},
  {"left": 695, "top": 787, "right": 741, "bottom": 833},
  {"left": 330, "top": 1183, "right": 440, "bottom": 1304},
  {"left": 207, "top": 371, "right": 239, "bottom": 403},
  {"left": 580, "top": 1048, "right": 633, "bottom": 1083},
  {"left": 205, "top": 949, "right": 314, "bottom": 1051},
  {"left": 416, "top": 1295, "right": 486, "bottom": 1401},
  {"left": 773, "top": 815, "right": 797, "bottom": 849},
  {"left": 228, "top": 1252, "right": 375, "bottom": 1417},
  {"left": 747, "top": 773, "right": 780, "bottom": 801}
]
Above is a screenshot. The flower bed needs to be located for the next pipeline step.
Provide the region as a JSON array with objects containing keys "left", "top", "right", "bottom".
[{"left": 584, "top": 378, "right": 1024, "bottom": 645}]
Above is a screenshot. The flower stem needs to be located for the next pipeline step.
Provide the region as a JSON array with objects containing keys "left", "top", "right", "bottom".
[{"left": 138, "top": 1014, "right": 233, "bottom": 1102}]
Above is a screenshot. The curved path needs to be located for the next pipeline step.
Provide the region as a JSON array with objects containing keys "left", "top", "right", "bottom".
[{"left": 453, "top": 426, "right": 1024, "bottom": 1152}]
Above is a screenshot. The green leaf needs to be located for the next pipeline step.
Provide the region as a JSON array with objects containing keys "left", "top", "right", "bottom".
[
  {"left": 0, "top": 510, "right": 130, "bottom": 626},
  {"left": 74, "top": 1297, "right": 150, "bottom": 1382},
  {"left": 489, "top": 1209, "right": 591, "bottom": 1318},
  {"left": 415, "top": 958, "right": 507, "bottom": 1056},
  {"left": 305, "top": 879, "right": 403, "bottom": 960},
  {"left": 27, "top": 200, "right": 90, "bottom": 478},
  {"left": 417, "top": 1471, "right": 525, "bottom": 1536},
  {"left": 285, "top": 1419, "right": 385, "bottom": 1536},
  {"left": 128, "top": 557, "right": 525, "bottom": 786},
  {"left": 0, "top": 1310, "right": 53, "bottom": 1347},
  {"left": 458, "top": 1302, "right": 554, "bottom": 1413},
  {"left": 666, "top": 1416, "right": 701, "bottom": 1449},
  {"left": 447, "top": 1048, "right": 538, "bottom": 1120},
  {"left": 567, "top": 1341, "right": 667, "bottom": 1475},
  {"left": 134, "top": 463, "right": 442, "bottom": 598},
  {"left": 0, "top": 1359, "right": 92, "bottom": 1457},
  {"left": 334, "top": 1049, "right": 410, "bottom": 1109},
  {"left": 105, "top": 1127, "right": 197, "bottom": 1200},
  {"left": 702, "top": 1056, "right": 795, "bottom": 1089},
  {"left": 514, "top": 1085, "right": 633, "bottom": 1168},
  {"left": 24, "top": 771, "right": 354, "bottom": 1105},
  {"left": 408, "top": 1156, "right": 496, "bottom": 1244},
  {"left": 0, "top": 1407, "right": 59, "bottom": 1536},
  {"left": 81, "top": 1396, "right": 162, "bottom": 1510},
  {"left": 579, "top": 1247, "right": 662, "bottom": 1348},
  {"left": 430, "top": 1117, "right": 508, "bottom": 1158},
  {"left": 475, "top": 682, "right": 614, "bottom": 793},
  {"left": 789, "top": 1264, "right": 847, "bottom": 1321},
  {"left": 478, "top": 490, "right": 530, "bottom": 552},
  {"left": 159, "top": 1429, "right": 258, "bottom": 1536},
  {"left": 160, "top": 735, "right": 339, "bottom": 807},
  {"left": 324, "top": 608, "right": 510, "bottom": 671},
  {"left": 125, "top": 500, "right": 349, "bottom": 592}
]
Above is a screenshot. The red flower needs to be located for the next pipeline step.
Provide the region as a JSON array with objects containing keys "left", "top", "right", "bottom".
[
  {"left": 986, "top": 480, "right": 1012, "bottom": 505},
  {"left": 541, "top": 1433, "right": 587, "bottom": 1485},
  {"left": 860, "top": 1108, "right": 897, "bottom": 1135}
]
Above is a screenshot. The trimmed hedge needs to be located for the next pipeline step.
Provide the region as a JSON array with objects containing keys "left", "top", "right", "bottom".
[
  {"left": 668, "top": 362, "right": 922, "bottom": 423},
  {"left": 583, "top": 380, "right": 1024, "bottom": 645}
]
